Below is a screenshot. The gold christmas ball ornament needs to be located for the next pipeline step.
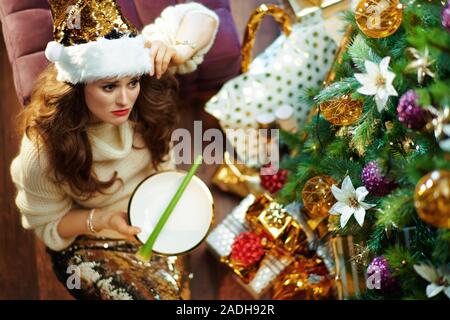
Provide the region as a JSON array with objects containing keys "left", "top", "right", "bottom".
[
  {"left": 301, "top": 176, "right": 337, "bottom": 219},
  {"left": 355, "top": 0, "right": 403, "bottom": 39},
  {"left": 414, "top": 170, "right": 450, "bottom": 229},
  {"left": 319, "top": 95, "right": 363, "bottom": 126}
]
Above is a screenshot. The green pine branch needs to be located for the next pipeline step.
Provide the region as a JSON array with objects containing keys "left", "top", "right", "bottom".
[
  {"left": 376, "top": 189, "right": 415, "bottom": 229},
  {"left": 348, "top": 34, "right": 382, "bottom": 71},
  {"left": 314, "top": 78, "right": 360, "bottom": 104},
  {"left": 277, "top": 0, "right": 449, "bottom": 300},
  {"left": 350, "top": 108, "right": 380, "bottom": 156}
]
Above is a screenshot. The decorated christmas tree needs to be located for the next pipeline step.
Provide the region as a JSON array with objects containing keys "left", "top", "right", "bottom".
[{"left": 278, "top": 0, "right": 450, "bottom": 300}]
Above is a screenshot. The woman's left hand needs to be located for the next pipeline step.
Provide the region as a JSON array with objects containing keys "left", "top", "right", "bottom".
[{"left": 145, "top": 40, "right": 196, "bottom": 79}]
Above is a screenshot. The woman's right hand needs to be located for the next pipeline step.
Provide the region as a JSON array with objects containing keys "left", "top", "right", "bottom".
[
  {"left": 93, "top": 209, "right": 141, "bottom": 238},
  {"left": 145, "top": 40, "right": 177, "bottom": 79}
]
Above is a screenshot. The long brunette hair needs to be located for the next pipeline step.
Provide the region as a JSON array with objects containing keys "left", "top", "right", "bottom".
[{"left": 20, "top": 64, "right": 179, "bottom": 199}]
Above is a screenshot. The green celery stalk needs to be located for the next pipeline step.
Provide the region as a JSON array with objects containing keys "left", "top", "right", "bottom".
[{"left": 136, "top": 155, "right": 203, "bottom": 261}]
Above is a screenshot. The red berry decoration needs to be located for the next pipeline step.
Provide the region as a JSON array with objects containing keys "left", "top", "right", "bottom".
[
  {"left": 260, "top": 164, "right": 288, "bottom": 194},
  {"left": 230, "top": 232, "right": 265, "bottom": 267}
]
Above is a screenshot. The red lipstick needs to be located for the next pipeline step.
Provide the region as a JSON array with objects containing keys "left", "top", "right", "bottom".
[{"left": 111, "top": 109, "right": 130, "bottom": 117}]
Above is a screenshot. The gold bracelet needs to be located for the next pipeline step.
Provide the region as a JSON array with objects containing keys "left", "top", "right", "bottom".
[
  {"left": 175, "top": 40, "right": 197, "bottom": 50},
  {"left": 87, "top": 208, "right": 99, "bottom": 233}
]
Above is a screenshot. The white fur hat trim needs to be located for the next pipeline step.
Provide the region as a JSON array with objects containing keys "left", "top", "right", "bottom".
[{"left": 45, "top": 35, "right": 152, "bottom": 84}]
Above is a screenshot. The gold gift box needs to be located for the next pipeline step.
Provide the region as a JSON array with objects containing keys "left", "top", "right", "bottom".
[
  {"left": 208, "top": 194, "right": 335, "bottom": 299},
  {"left": 247, "top": 195, "right": 292, "bottom": 240},
  {"left": 218, "top": 195, "right": 308, "bottom": 295},
  {"left": 220, "top": 254, "right": 263, "bottom": 284},
  {"left": 272, "top": 255, "right": 334, "bottom": 300},
  {"left": 246, "top": 194, "right": 308, "bottom": 254}
]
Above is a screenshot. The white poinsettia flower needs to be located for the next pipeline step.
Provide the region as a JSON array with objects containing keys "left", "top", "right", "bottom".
[
  {"left": 439, "top": 124, "right": 450, "bottom": 152},
  {"left": 329, "top": 176, "right": 376, "bottom": 228},
  {"left": 414, "top": 264, "right": 450, "bottom": 299},
  {"left": 354, "top": 56, "right": 398, "bottom": 113}
]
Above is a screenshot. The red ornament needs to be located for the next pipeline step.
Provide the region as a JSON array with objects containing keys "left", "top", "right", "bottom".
[
  {"left": 230, "top": 232, "right": 265, "bottom": 267},
  {"left": 260, "top": 164, "right": 288, "bottom": 194}
]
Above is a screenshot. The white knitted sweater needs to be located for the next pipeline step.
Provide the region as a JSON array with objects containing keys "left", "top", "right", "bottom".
[
  {"left": 10, "top": 3, "right": 219, "bottom": 251},
  {"left": 10, "top": 122, "right": 175, "bottom": 251}
]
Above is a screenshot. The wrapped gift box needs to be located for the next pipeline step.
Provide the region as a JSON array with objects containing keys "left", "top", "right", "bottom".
[
  {"left": 206, "top": 194, "right": 311, "bottom": 298},
  {"left": 206, "top": 195, "right": 255, "bottom": 258}
]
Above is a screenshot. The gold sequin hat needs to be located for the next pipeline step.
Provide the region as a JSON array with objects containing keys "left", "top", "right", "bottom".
[{"left": 45, "top": 0, "right": 152, "bottom": 84}]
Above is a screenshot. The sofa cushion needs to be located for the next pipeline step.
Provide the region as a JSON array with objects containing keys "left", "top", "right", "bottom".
[
  {"left": 12, "top": 51, "right": 49, "bottom": 106},
  {"left": 197, "top": 7, "right": 241, "bottom": 91},
  {"left": 194, "top": 0, "right": 231, "bottom": 10},
  {"left": 118, "top": 0, "right": 142, "bottom": 30},
  {"left": 2, "top": 9, "right": 52, "bottom": 63},
  {"left": 0, "top": 0, "right": 48, "bottom": 19},
  {"left": 134, "top": 0, "right": 177, "bottom": 28}
]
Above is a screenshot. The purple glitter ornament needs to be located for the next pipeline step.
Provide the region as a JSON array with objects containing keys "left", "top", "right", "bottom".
[
  {"left": 397, "top": 90, "right": 429, "bottom": 130},
  {"left": 361, "top": 161, "right": 397, "bottom": 196},
  {"left": 367, "top": 256, "right": 397, "bottom": 292},
  {"left": 443, "top": 1, "right": 450, "bottom": 32}
]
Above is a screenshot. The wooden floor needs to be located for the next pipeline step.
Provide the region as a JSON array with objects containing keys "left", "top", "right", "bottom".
[{"left": 0, "top": 0, "right": 278, "bottom": 300}]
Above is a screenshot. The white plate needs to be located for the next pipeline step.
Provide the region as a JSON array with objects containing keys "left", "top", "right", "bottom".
[{"left": 128, "top": 171, "right": 214, "bottom": 255}]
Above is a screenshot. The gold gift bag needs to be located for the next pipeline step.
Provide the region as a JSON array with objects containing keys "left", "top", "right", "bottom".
[
  {"left": 329, "top": 235, "right": 367, "bottom": 299},
  {"left": 211, "top": 152, "right": 263, "bottom": 198}
]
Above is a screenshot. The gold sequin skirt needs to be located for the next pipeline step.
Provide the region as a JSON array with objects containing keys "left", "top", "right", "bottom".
[{"left": 47, "top": 236, "right": 191, "bottom": 300}]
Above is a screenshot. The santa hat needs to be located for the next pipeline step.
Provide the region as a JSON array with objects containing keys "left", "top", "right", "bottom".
[{"left": 45, "top": 0, "right": 152, "bottom": 84}]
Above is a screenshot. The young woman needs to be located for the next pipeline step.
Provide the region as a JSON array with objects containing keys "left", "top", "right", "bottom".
[{"left": 10, "top": 0, "right": 219, "bottom": 300}]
